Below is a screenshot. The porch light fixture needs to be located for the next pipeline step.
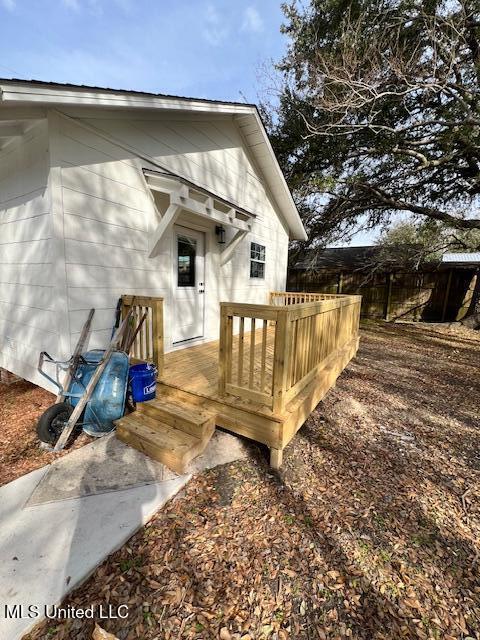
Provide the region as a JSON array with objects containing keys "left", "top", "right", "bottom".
[{"left": 215, "top": 225, "right": 226, "bottom": 244}]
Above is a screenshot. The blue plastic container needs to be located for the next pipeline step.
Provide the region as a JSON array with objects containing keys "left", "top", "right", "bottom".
[
  {"left": 129, "top": 362, "right": 157, "bottom": 402},
  {"left": 68, "top": 349, "right": 129, "bottom": 436}
]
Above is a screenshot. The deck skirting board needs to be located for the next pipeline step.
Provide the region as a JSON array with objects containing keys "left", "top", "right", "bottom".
[{"left": 281, "top": 336, "right": 359, "bottom": 448}]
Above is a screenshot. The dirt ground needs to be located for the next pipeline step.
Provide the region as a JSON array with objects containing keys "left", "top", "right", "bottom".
[
  {"left": 20, "top": 321, "right": 480, "bottom": 639},
  {"left": 0, "top": 380, "right": 92, "bottom": 486}
]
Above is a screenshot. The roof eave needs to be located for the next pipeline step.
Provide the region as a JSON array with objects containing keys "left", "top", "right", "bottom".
[
  {"left": 0, "top": 81, "right": 254, "bottom": 115},
  {"left": 251, "top": 109, "right": 307, "bottom": 242},
  {"left": 0, "top": 80, "right": 307, "bottom": 241}
]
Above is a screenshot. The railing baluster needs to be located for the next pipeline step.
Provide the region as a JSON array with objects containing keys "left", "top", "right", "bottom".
[
  {"left": 249, "top": 318, "right": 256, "bottom": 388},
  {"left": 133, "top": 306, "right": 139, "bottom": 359},
  {"left": 310, "top": 315, "right": 315, "bottom": 370},
  {"left": 145, "top": 307, "right": 151, "bottom": 359},
  {"left": 315, "top": 313, "right": 322, "bottom": 366},
  {"left": 286, "top": 318, "right": 294, "bottom": 389},
  {"left": 139, "top": 306, "right": 146, "bottom": 360},
  {"left": 137, "top": 305, "right": 142, "bottom": 359},
  {"left": 304, "top": 318, "right": 311, "bottom": 378},
  {"left": 138, "top": 305, "right": 142, "bottom": 359},
  {"left": 237, "top": 316, "right": 245, "bottom": 386},
  {"left": 260, "top": 319, "right": 267, "bottom": 392},
  {"left": 298, "top": 318, "right": 306, "bottom": 380}
]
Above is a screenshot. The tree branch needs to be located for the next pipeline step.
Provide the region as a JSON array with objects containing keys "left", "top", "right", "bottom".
[{"left": 358, "top": 183, "right": 480, "bottom": 230}]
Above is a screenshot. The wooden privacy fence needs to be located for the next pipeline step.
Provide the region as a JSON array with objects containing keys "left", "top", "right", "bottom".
[
  {"left": 219, "top": 292, "right": 361, "bottom": 414},
  {"left": 121, "top": 295, "right": 164, "bottom": 375},
  {"left": 287, "top": 269, "right": 477, "bottom": 322}
]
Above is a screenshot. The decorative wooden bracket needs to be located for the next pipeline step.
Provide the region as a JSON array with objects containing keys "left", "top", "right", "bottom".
[
  {"left": 148, "top": 203, "right": 181, "bottom": 258},
  {"left": 144, "top": 169, "right": 254, "bottom": 259},
  {"left": 220, "top": 229, "right": 248, "bottom": 266}
]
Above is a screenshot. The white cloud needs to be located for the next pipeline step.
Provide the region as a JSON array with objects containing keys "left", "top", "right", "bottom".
[
  {"left": 241, "top": 6, "right": 263, "bottom": 34},
  {"left": 62, "top": 0, "right": 80, "bottom": 10},
  {"left": 113, "top": 0, "right": 133, "bottom": 12},
  {"left": 61, "top": 0, "right": 104, "bottom": 15},
  {"left": 202, "top": 3, "right": 229, "bottom": 46},
  {"left": 1, "top": 0, "right": 16, "bottom": 11}
]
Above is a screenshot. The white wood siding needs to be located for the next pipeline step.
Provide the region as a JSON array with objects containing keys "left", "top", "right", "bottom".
[
  {"left": 0, "top": 110, "right": 290, "bottom": 393},
  {"left": 17, "top": 116, "right": 288, "bottom": 382},
  {"left": 54, "top": 113, "right": 170, "bottom": 353},
  {"left": 0, "top": 121, "right": 57, "bottom": 388},
  {"left": 54, "top": 112, "right": 288, "bottom": 352}
]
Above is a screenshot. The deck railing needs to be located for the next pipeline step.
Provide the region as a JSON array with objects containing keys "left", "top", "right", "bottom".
[
  {"left": 269, "top": 291, "right": 347, "bottom": 305},
  {"left": 121, "top": 295, "right": 164, "bottom": 376},
  {"left": 219, "top": 292, "right": 361, "bottom": 413}
]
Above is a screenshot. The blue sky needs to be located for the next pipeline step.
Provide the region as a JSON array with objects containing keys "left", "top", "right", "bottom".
[
  {"left": 0, "top": 0, "right": 377, "bottom": 245},
  {"left": 0, "top": 0, "right": 285, "bottom": 103}
]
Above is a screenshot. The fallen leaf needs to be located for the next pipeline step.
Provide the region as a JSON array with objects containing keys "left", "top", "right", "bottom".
[{"left": 92, "top": 624, "right": 119, "bottom": 640}]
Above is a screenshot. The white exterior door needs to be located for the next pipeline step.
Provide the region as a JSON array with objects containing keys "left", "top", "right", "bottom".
[{"left": 172, "top": 225, "right": 205, "bottom": 344}]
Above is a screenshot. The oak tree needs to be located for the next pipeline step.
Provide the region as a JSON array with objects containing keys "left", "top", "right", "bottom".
[{"left": 268, "top": 0, "right": 480, "bottom": 242}]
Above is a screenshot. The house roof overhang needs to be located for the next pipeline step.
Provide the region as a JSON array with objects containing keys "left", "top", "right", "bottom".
[
  {"left": 0, "top": 78, "right": 307, "bottom": 241},
  {"left": 143, "top": 168, "right": 256, "bottom": 226},
  {"left": 143, "top": 168, "right": 254, "bottom": 260}
]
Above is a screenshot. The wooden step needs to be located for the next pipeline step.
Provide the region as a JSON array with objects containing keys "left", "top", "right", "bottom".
[
  {"left": 115, "top": 412, "right": 215, "bottom": 475},
  {"left": 136, "top": 398, "right": 216, "bottom": 439}
]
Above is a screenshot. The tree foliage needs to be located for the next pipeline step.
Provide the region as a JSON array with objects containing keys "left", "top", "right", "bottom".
[
  {"left": 267, "top": 0, "right": 480, "bottom": 246},
  {"left": 374, "top": 220, "right": 480, "bottom": 268}
]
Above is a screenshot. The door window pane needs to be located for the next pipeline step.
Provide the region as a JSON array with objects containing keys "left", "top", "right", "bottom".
[{"left": 177, "top": 236, "right": 196, "bottom": 287}]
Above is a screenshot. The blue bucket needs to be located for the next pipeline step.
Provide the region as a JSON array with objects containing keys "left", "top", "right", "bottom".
[{"left": 129, "top": 362, "right": 157, "bottom": 402}]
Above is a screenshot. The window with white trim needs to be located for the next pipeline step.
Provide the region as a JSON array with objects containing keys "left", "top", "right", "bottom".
[{"left": 250, "top": 242, "right": 265, "bottom": 279}]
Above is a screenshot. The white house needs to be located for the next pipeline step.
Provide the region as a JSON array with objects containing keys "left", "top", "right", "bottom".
[{"left": 0, "top": 79, "right": 306, "bottom": 391}]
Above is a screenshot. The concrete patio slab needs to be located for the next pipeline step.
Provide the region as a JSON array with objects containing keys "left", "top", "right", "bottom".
[
  {"left": 26, "top": 433, "right": 176, "bottom": 506},
  {"left": 0, "top": 430, "right": 249, "bottom": 640},
  {"left": 27, "top": 429, "right": 249, "bottom": 506}
]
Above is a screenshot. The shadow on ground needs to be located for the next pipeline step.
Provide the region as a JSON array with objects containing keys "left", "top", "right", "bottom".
[{"left": 24, "top": 322, "right": 480, "bottom": 639}]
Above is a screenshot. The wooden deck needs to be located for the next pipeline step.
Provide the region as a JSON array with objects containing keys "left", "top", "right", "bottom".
[
  {"left": 161, "top": 328, "right": 277, "bottom": 417},
  {"left": 118, "top": 292, "right": 361, "bottom": 468},
  {"left": 157, "top": 326, "right": 359, "bottom": 467}
]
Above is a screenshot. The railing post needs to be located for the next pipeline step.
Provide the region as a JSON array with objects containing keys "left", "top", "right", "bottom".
[
  {"left": 153, "top": 298, "right": 164, "bottom": 378},
  {"left": 218, "top": 303, "right": 232, "bottom": 396},
  {"left": 272, "top": 308, "right": 293, "bottom": 414},
  {"left": 120, "top": 295, "right": 164, "bottom": 375}
]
